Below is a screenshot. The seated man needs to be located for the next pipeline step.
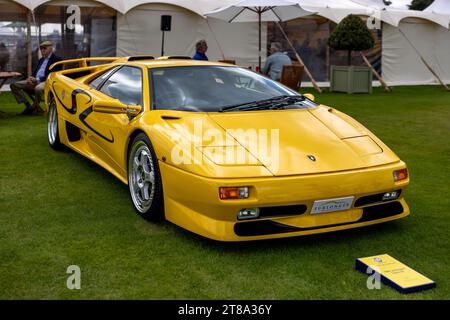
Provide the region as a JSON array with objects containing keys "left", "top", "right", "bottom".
[
  {"left": 11, "top": 41, "right": 62, "bottom": 115},
  {"left": 261, "top": 42, "right": 292, "bottom": 81}
]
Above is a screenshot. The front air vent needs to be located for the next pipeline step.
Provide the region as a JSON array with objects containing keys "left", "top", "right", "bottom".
[
  {"left": 258, "top": 205, "right": 307, "bottom": 218},
  {"left": 360, "top": 201, "right": 404, "bottom": 219}
]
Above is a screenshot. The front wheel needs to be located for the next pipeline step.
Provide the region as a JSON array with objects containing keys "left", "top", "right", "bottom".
[
  {"left": 47, "top": 97, "right": 63, "bottom": 150},
  {"left": 128, "top": 133, "right": 164, "bottom": 220}
]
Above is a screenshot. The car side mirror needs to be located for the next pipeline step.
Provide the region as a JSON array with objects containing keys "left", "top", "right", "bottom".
[
  {"left": 92, "top": 100, "right": 141, "bottom": 117},
  {"left": 303, "top": 93, "right": 315, "bottom": 101}
]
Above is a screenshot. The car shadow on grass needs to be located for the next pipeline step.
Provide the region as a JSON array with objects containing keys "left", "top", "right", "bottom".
[{"left": 170, "top": 219, "right": 408, "bottom": 252}]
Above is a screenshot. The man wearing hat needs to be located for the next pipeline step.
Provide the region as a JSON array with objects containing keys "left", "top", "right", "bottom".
[{"left": 11, "top": 40, "right": 62, "bottom": 115}]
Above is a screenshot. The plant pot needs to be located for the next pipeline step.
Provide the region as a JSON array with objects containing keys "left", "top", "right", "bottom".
[{"left": 330, "top": 65, "right": 373, "bottom": 94}]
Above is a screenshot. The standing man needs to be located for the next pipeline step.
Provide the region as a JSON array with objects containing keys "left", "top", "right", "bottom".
[
  {"left": 11, "top": 41, "right": 62, "bottom": 115},
  {"left": 192, "top": 40, "right": 208, "bottom": 61},
  {"left": 261, "top": 42, "right": 292, "bottom": 81}
]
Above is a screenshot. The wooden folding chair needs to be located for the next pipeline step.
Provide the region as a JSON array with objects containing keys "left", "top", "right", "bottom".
[{"left": 279, "top": 64, "right": 304, "bottom": 92}]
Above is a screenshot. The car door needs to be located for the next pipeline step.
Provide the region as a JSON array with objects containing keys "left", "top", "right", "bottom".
[{"left": 85, "top": 65, "right": 145, "bottom": 176}]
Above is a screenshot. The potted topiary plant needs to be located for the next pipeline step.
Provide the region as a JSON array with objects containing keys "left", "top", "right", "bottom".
[{"left": 328, "top": 14, "right": 375, "bottom": 93}]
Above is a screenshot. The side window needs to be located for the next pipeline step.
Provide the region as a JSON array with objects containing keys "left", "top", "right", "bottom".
[
  {"left": 99, "top": 66, "right": 143, "bottom": 106},
  {"left": 89, "top": 67, "right": 120, "bottom": 90}
]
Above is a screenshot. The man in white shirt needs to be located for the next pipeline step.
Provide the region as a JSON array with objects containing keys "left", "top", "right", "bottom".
[{"left": 11, "top": 41, "right": 62, "bottom": 115}]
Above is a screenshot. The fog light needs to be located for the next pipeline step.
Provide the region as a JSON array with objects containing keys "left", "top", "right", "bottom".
[
  {"left": 219, "top": 187, "right": 249, "bottom": 200},
  {"left": 237, "top": 208, "right": 260, "bottom": 220},
  {"left": 382, "top": 191, "right": 400, "bottom": 201},
  {"left": 393, "top": 168, "right": 408, "bottom": 182}
]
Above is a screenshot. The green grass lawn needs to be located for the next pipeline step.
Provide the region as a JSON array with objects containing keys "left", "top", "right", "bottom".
[{"left": 0, "top": 86, "right": 449, "bottom": 299}]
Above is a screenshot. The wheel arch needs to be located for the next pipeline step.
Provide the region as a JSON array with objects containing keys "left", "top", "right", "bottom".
[
  {"left": 125, "top": 129, "right": 165, "bottom": 220},
  {"left": 125, "top": 129, "right": 147, "bottom": 170},
  {"left": 46, "top": 90, "right": 55, "bottom": 107}
]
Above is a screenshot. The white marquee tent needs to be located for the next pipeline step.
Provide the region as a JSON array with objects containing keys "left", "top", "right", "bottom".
[
  {"left": 9, "top": 0, "right": 235, "bottom": 14},
  {"left": 425, "top": 0, "right": 450, "bottom": 17},
  {"left": 114, "top": 1, "right": 267, "bottom": 68},
  {"left": 3, "top": 0, "right": 450, "bottom": 86},
  {"left": 349, "top": 0, "right": 450, "bottom": 84},
  {"left": 298, "top": 0, "right": 375, "bottom": 24},
  {"left": 353, "top": 0, "right": 410, "bottom": 9},
  {"left": 293, "top": 0, "right": 450, "bottom": 85},
  {"left": 351, "top": 0, "right": 450, "bottom": 27}
]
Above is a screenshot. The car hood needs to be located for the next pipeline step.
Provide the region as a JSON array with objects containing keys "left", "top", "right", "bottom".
[{"left": 207, "top": 106, "right": 400, "bottom": 176}]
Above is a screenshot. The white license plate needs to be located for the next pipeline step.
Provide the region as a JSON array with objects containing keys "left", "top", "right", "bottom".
[{"left": 311, "top": 196, "right": 355, "bottom": 214}]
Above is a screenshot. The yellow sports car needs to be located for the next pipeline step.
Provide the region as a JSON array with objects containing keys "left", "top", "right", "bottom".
[{"left": 45, "top": 56, "right": 409, "bottom": 241}]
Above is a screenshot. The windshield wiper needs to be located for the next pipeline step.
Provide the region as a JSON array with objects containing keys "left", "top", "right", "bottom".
[{"left": 219, "top": 95, "right": 305, "bottom": 112}]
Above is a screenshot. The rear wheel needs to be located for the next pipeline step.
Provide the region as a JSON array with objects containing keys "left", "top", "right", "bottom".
[
  {"left": 128, "top": 133, "right": 164, "bottom": 220},
  {"left": 47, "top": 97, "right": 63, "bottom": 150}
]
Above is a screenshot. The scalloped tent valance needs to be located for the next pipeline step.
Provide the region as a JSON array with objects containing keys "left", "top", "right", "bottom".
[
  {"left": 349, "top": 0, "right": 450, "bottom": 28},
  {"left": 10, "top": 0, "right": 238, "bottom": 15},
  {"left": 9, "top": 0, "right": 450, "bottom": 29}
]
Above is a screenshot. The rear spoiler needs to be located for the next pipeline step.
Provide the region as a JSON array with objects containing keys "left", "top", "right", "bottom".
[
  {"left": 49, "top": 56, "right": 157, "bottom": 71},
  {"left": 49, "top": 57, "right": 120, "bottom": 71}
]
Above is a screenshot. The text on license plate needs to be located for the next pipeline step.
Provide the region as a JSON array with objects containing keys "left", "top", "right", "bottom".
[{"left": 311, "top": 196, "right": 355, "bottom": 214}]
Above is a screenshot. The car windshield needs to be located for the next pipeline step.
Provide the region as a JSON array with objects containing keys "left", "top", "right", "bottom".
[{"left": 149, "top": 66, "right": 315, "bottom": 112}]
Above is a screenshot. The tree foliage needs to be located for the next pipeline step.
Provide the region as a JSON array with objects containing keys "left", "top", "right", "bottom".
[
  {"left": 409, "top": 0, "right": 434, "bottom": 11},
  {"left": 328, "top": 15, "right": 375, "bottom": 65}
]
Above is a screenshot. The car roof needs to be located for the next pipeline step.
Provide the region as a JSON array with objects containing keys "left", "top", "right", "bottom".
[{"left": 130, "top": 59, "right": 233, "bottom": 68}]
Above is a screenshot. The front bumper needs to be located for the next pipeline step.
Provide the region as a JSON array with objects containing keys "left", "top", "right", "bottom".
[{"left": 160, "top": 161, "right": 410, "bottom": 241}]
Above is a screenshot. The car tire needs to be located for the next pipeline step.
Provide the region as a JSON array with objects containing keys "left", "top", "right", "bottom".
[
  {"left": 128, "top": 133, "right": 165, "bottom": 221},
  {"left": 47, "top": 97, "right": 63, "bottom": 150}
]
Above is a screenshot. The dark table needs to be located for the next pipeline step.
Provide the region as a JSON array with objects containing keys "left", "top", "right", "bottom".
[{"left": 0, "top": 72, "right": 22, "bottom": 117}]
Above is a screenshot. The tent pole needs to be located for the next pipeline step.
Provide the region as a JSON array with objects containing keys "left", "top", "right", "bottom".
[
  {"left": 27, "top": 10, "right": 32, "bottom": 77},
  {"left": 161, "top": 30, "right": 165, "bottom": 56},
  {"left": 205, "top": 18, "right": 225, "bottom": 60},
  {"left": 398, "top": 28, "right": 449, "bottom": 91},
  {"left": 258, "top": 10, "right": 262, "bottom": 70},
  {"left": 275, "top": 22, "right": 322, "bottom": 93},
  {"left": 360, "top": 52, "right": 391, "bottom": 92}
]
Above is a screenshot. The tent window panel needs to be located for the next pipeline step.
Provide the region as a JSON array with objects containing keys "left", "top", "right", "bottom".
[
  {"left": 0, "top": 2, "right": 28, "bottom": 77},
  {"left": 268, "top": 17, "right": 330, "bottom": 82},
  {"left": 32, "top": 4, "right": 117, "bottom": 62},
  {"left": 267, "top": 17, "right": 382, "bottom": 82}
]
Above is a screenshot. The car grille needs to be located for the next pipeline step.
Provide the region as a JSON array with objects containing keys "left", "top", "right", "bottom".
[
  {"left": 258, "top": 205, "right": 307, "bottom": 219},
  {"left": 234, "top": 201, "right": 405, "bottom": 237}
]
